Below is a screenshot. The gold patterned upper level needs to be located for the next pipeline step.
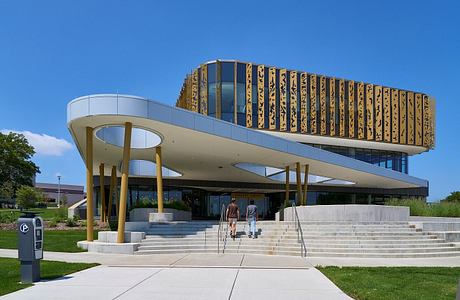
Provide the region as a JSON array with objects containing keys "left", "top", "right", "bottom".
[{"left": 176, "top": 60, "right": 435, "bottom": 150}]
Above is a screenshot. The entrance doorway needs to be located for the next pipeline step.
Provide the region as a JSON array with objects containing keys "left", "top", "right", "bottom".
[
  {"left": 206, "top": 193, "right": 269, "bottom": 219},
  {"left": 231, "top": 193, "right": 269, "bottom": 219}
]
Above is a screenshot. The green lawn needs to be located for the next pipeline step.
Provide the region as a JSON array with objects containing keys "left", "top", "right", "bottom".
[
  {"left": 319, "top": 266, "right": 460, "bottom": 300},
  {"left": 0, "top": 230, "right": 96, "bottom": 252},
  {"left": 0, "top": 257, "right": 98, "bottom": 296},
  {"left": 0, "top": 208, "right": 67, "bottom": 222}
]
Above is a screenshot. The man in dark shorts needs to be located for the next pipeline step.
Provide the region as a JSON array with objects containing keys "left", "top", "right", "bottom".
[
  {"left": 226, "top": 198, "right": 240, "bottom": 240},
  {"left": 246, "top": 200, "right": 258, "bottom": 239}
]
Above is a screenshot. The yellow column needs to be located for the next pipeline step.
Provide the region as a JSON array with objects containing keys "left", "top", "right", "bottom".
[
  {"left": 115, "top": 179, "right": 119, "bottom": 217},
  {"left": 296, "top": 162, "right": 303, "bottom": 206},
  {"left": 284, "top": 166, "right": 290, "bottom": 207},
  {"left": 99, "top": 163, "right": 105, "bottom": 222},
  {"left": 107, "top": 166, "right": 116, "bottom": 221},
  {"left": 303, "top": 164, "right": 309, "bottom": 206},
  {"left": 117, "top": 122, "right": 132, "bottom": 243},
  {"left": 156, "top": 146, "right": 164, "bottom": 213},
  {"left": 85, "top": 127, "right": 94, "bottom": 241}
]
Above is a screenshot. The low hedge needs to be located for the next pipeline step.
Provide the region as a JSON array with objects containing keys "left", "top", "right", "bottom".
[
  {"left": 386, "top": 198, "right": 460, "bottom": 217},
  {"left": 131, "top": 199, "right": 190, "bottom": 211}
]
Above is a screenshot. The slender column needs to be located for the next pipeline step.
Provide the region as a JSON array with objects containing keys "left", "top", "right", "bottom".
[
  {"left": 85, "top": 127, "right": 94, "bottom": 241},
  {"left": 303, "top": 164, "right": 309, "bottom": 206},
  {"left": 156, "top": 146, "right": 164, "bottom": 213},
  {"left": 296, "top": 162, "right": 303, "bottom": 205},
  {"left": 99, "top": 163, "right": 105, "bottom": 222},
  {"left": 115, "top": 178, "right": 119, "bottom": 217},
  {"left": 117, "top": 122, "right": 132, "bottom": 243},
  {"left": 107, "top": 166, "right": 116, "bottom": 221},
  {"left": 284, "top": 166, "right": 290, "bottom": 207}
]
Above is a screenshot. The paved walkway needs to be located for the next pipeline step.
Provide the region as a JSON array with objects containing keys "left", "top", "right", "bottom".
[
  {"left": 2, "top": 249, "right": 460, "bottom": 267},
  {"left": 1, "top": 266, "right": 352, "bottom": 300},
  {"left": 3, "top": 249, "right": 460, "bottom": 299},
  {"left": 0, "top": 250, "right": 352, "bottom": 300}
]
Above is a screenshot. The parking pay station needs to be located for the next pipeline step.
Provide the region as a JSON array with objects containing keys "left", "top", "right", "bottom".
[{"left": 17, "top": 212, "right": 44, "bottom": 283}]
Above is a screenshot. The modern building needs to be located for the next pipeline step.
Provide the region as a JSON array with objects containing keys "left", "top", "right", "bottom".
[
  {"left": 67, "top": 59, "right": 435, "bottom": 227},
  {"left": 35, "top": 182, "right": 85, "bottom": 207}
]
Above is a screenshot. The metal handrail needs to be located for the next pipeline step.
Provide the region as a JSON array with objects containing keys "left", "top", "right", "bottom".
[
  {"left": 217, "top": 203, "right": 228, "bottom": 253},
  {"left": 292, "top": 202, "right": 307, "bottom": 257}
]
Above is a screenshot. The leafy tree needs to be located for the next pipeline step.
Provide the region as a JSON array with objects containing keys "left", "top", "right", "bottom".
[
  {"left": 444, "top": 191, "right": 460, "bottom": 203},
  {"left": 16, "top": 185, "right": 44, "bottom": 209},
  {"left": 0, "top": 132, "right": 40, "bottom": 191},
  {"left": 0, "top": 181, "right": 14, "bottom": 199},
  {"left": 60, "top": 194, "right": 68, "bottom": 207}
]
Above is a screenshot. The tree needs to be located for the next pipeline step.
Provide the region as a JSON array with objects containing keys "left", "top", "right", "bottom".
[
  {"left": 444, "top": 191, "right": 460, "bottom": 203},
  {"left": 60, "top": 194, "right": 68, "bottom": 207},
  {"left": 0, "top": 181, "right": 14, "bottom": 200},
  {"left": 16, "top": 185, "right": 44, "bottom": 209},
  {"left": 0, "top": 132, "right": 40, "bottom": 192}
]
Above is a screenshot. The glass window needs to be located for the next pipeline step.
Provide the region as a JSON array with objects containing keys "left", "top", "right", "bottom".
[
  {"left": 221, "top": 113, "right": 233, "bottom": 123},
  {"left": 208, "top": 83, "right": 216, "bottom": 116},
  {"left": 237, "top": 63, "right": 246, "bottom": 83},
  {"left": 236, "top": 83, "right": 246, "bottom": 126},
  {"left": 221, "top": 82, "right": 234, "bottom": 122},
  {"left": 208, "top": 63, "right": 216, "bottom": 83},
  {"left": 221, "top": 62, "right": 234, "bottom": 82}
]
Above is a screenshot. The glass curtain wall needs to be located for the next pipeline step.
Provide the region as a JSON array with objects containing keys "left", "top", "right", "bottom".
[
  {"left": 221, "top": 62, "right": 235, "bottom": 123},
  {"left": 208, "top": 63, "right": 217, "bottom": 117},
  {"left": 236, "top": 63, "right": 246, "bottom": 125},
  {"left": 306, "top": 143, "right": 408, "bottom": 173}
]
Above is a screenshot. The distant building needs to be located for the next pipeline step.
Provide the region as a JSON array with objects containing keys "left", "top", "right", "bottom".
[{"left": 35, "top": 182, "right": 85, "bottom": 207}]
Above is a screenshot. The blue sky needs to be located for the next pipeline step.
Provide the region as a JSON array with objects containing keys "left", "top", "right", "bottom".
[{"left": 0, "top": 1, "right": 458, "bottom": 201}]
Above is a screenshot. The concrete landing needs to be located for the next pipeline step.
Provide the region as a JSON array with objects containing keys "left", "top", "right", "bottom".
[{"left": 2, "top": 249, "right": 460, "bottom": 267}]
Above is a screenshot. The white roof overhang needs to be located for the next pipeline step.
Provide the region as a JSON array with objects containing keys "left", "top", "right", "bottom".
[{"left": 67, "top": 94, "right": 428, "bottom": 189}]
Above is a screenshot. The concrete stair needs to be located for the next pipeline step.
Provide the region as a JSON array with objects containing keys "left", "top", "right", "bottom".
[{"left": 134, "top": 221, "right": 460, "bottom": 258}]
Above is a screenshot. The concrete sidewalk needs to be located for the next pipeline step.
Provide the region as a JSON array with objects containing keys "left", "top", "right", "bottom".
[
  {"left": 2, "top": 249, "right": 460, "bottom": 267},
  {"left": 0, "top": 265, "right": 352, "bottom": 300}
]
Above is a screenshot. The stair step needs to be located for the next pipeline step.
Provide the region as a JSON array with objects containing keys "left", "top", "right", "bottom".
[{"left": 306, "top": 251, "right": 460, "bottom": 258}]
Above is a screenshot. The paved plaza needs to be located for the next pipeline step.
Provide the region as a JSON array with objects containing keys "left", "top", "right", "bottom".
[{"left": 0, "top": 250, "right": 353, "bottom": 300}]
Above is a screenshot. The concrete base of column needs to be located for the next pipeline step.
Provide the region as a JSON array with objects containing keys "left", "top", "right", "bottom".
[{"left": 149, "top": 212, "right": 173, "bottom": 223}]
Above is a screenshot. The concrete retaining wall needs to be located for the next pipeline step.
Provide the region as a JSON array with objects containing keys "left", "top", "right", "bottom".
[
  {"left": 277, "top": 205, "right": 409, "bottom": 222},
  {"left": 129, "top": 208, "right": 191, "bottom": 221},
  {"left": 409, "top": 216, "right": 460, "bottom": 222},
  {"left": 97, "top": 231, "right": 145, "bottom": 243},
  {"left": 407, "top": 217, "right": 460, "bottom": 242}
]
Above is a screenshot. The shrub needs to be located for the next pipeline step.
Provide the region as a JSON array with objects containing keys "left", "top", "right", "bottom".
[
  {"left": 65, "top": 218, "right": 77, "bottom": 227},
  {"left": 444, "top": 191, "right": 460, "bottom": 203},
  {"left": 48, "top": 219, "right": 57, "bottom": 227},
  {"left": 72, "top": 214, "right": 80, "bottom": 222},
  {"left": 0, "top": 210, "right": 18, "bottom": 224},
  {"left": 16, "top": 185, "right": 44, "bottom": 209},
  {"left": 109, "top": 220, "right": 118, "bottom": 231},
  {"left": 36, "top": 202, "right": 47, "bottom": 208},
  {"left": 131, "top": 199, "right": 191, "bottom": 211},
  {"left": 53, "top": 207, "right": 68, "bottom": 222},
  {"left": 386, "top": 198, "right": 460, "bottom": 217}
]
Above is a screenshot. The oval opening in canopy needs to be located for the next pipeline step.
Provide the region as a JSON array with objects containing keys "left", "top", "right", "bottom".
[
  {"left": 128, "top": 159, "right": 181, "bottom": 177},
  {"left": 234, "top": 162, "right": 354, "bottom": 185},
  {"left": 95, "top": 125, "right": 161, "bottom": 149}
]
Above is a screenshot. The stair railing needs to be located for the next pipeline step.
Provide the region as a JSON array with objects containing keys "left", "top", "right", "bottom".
[
  {"left": 292, "top": 202, "right": 307, "bottom": 257},
  {"left": 217, "top": 203, "right": 228, "bottom": 253}
]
